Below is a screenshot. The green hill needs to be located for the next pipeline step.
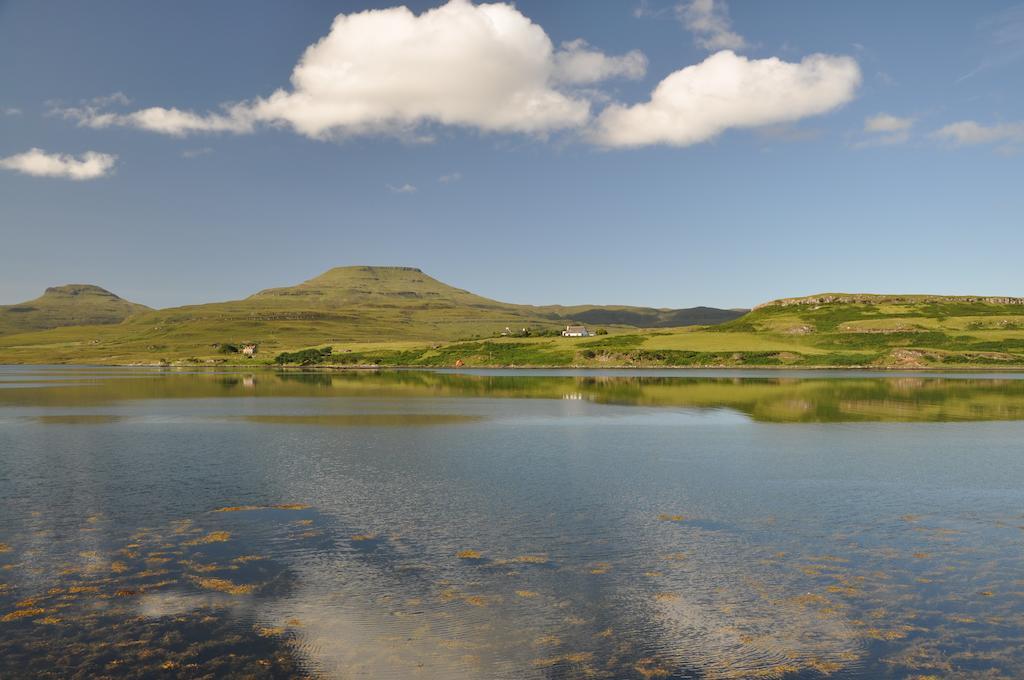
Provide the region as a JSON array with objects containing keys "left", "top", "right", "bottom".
[
  {"left": 4, "top": 274, "right": 1022, "bottom": 368},
  {"left": 0, "top": 266, "right": 744, "bottom": 364},
  {"left": 0, "top": 284, "right": 150, "bottom": 336},
  {"left": 270, "top": 290, "right": 1024, "bottom": 370}
]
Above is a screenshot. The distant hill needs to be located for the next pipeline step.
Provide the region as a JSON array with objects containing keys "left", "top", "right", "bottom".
[
  {"left": 0, "top": 266, "right": 744, "bottom": 363},
  {"left": 2, "top": 280, "right": 1024, "bottom": 367},
  {"left": 0, "top": 284, "right": 150, "bottom": 336}
]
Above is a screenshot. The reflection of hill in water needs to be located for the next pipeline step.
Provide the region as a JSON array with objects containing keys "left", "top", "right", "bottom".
[{"left": 4, "top": 369, "right": 1024, "bottom": 423}]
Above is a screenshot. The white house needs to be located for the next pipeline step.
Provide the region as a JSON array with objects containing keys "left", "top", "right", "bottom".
[
  {"left": 241, "top": 344, "right": 257, "bottom": 357},
  {"left": 562, "top": 325, "right": 590, "bottom": 337}
]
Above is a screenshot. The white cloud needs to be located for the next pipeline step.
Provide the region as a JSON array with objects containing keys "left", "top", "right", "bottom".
[
  {"left": 864, "top": 114, "right": 914, "bottom": 134},
  {"left": 592, "top": 50, "right": 861, "bottom": 148},
  {"left": 438, "top": 172, "right": 462, "bottom": 183},
  {"left": 933, "top": 120, "right": 1024, "bottom": 146},
  {"left": 61, "top": 1, "right": 646, "bottom": 141},
  {"left": 62, "top": 102, "right": 253, "bottom": 136},
  {"left": 677, "top": 0, "right": 747, "bottom": 51},
  {"left": 53, "top": 2, "right": 862, "bottom": 152},
  {"left": 3, "top": 107, "right": 21, "bottom": 116},
  {"left": 858, "top": 113, "right": 914, "bottom": 146},
  {"left": 553, "top": 39, "right": 647, "bottom": 84},
  {"left": 387, "top": 183, "right": 417, "bottom": 194},
  {"left": 0, "top": 148, "right": 117, "bottom": 180}
]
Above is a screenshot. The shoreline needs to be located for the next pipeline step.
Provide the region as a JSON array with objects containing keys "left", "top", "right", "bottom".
[{"left": 5, "top": 361, "right": 1024, "bottom": 373}]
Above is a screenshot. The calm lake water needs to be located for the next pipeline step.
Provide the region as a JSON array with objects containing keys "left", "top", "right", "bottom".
[{"left": 1, "top": 367, "right": 1023, "bottom": 679}]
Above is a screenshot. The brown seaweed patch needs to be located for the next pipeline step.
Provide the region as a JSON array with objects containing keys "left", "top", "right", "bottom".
[
  {"left": 532, "top": 651, "right": 594, "bottom": 667},
  {"left": 634, "top": 657, "right": 673, "bottom": 678},
  {"left": 184, "top": 531, "right": 231, "bottom": 546},
  {"left": 2, "top": 607, "right": 46, "bottom": 621},
  {"left": 189, "top": 576, "right": 256, "bottom": 595},
  {"left": 213, "top": 503, "right": 311, "bottom": 513}
]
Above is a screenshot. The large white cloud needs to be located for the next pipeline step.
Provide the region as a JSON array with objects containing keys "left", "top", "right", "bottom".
[
  {"left": 63, "top": 0, "right": 645, "bottom": 140},
  {"left": 591, "top": 50, "right": 861, "bottom": 148},
  {"left": 54, "top": 1, "right": 862, "bottom": 150},
  {"left": 933, "top": 120, "right": 1024, "bottom": 146},
  {"left": 0, "top": 148, "right": 117, "bottom": 180}
]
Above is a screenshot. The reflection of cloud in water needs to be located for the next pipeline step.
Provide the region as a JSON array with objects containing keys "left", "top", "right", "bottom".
[{"left": 137, "top": 590, "right": 241, "bottom": 618}]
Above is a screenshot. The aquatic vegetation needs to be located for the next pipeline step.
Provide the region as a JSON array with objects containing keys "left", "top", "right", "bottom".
[
  {"left": 633, "top": 657, "right": 673, "bottom": 678},
  {"left": 2, "top": 608, "right": 46, "bottom": 621},
  {"left": 188, "top": 576, "right": 256, "bottom": 595},
  {"left": 213, "top": 503, "right": 310, "bottom": 513},
  {"left": 456, "top": 549, "right": 483, "bottom": 560},
  {"left": 184, "top": 531, "right": 232, "bottom": 545},
  {"left": 531, "top": 651, "right": 594, "bottom": 667},
  {"left": 657, "top": 514, "right": 686, "bottom": 522}
]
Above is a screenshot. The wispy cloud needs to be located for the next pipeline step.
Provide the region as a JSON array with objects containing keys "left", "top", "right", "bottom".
[
  {"left": 933, "top": 120, "right": 1024, "bottom": 147},
  {"left": 856, "top": 113, "right": 915, "bottom": 146},
  {"left": 181, "top": 147, "right": 213, "bottom": 159},
  {"left": 3, "top": 107, "right": 21, "bottom": 116},
  {"left": 957, "top": 3, "right": 1024, "bottom": 82},
  {"left": 553, "top": 39, "right": 647, "bottom": 85},
  {"left": 676, "top": 0, "right": 747, "bottom": 51},
  {"left": 438, "top": 172, "right": 462, "bottom": 184},
  {"left": 387, "top": 183, "right": 417, "bottom": 194},
  {"left": 633, "top": 0, "right": 673, "bottom": 19},
  {"left": 0, "top": 148, "right": 117, "bottom": 180}
]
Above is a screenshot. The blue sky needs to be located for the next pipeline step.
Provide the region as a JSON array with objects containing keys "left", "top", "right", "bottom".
[{"left": 1, "top": 0, "right": 1022, "bottom": 310}]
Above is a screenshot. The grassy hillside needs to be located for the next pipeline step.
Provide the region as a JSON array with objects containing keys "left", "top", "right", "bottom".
[
  {"left": 3, "top": 276, "right": 1023, "bottom": 368},
  {"left": 253, "top": 291, "right": 1024, "bottom": 369},
  {"left": 0, "top": 266, "right": 744, "bottom": 364},
  {"left": 0, "top": 284, "right": 149, "bottom": 336}
]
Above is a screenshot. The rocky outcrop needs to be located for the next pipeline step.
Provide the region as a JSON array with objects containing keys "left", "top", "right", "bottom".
[{"left": 755, "top": 293, "right": 1024, "bottom": 311}]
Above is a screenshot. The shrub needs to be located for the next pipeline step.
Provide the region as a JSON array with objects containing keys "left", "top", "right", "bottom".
[{"left": 274, "top": 346, "right": 333, "bottom": 365}]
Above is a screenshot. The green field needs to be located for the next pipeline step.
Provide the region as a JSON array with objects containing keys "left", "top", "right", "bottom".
[{"left": 1, "top": 270, "right": 1023, "bottom": 369}]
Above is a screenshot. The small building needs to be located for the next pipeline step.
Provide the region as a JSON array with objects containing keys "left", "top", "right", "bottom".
[
  {"left": 562, "top": 325, "right": 590, "bottom": 337},
  {"left": 241, "top": 344, "right": 257, "bottom": 357}
]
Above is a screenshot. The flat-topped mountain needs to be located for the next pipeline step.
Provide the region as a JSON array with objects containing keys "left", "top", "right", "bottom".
[
  {"left": 137, "top": 265, "right": 746, "bottom": 335},
  {"left": 0, "top": 284, "right": 150, "bottom": 336},
  {"left": 249, "top": 266, "right": 502, "bottom": 308}
]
